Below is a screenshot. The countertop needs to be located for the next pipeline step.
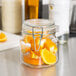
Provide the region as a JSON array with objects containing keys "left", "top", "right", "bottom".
[{"left": 0, "top": 37, "right": 76, "bottom": 76}]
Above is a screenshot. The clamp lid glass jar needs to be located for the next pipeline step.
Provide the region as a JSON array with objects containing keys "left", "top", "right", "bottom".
[{"left": 20, "top": 19, "right": 59, "bottom": 68}]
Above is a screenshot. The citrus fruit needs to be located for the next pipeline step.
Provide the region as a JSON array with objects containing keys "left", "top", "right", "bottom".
[
  {"left": 23, "top": 53, "right": 43, "bottom": 65},
  {"left": 0, "top": 32, "right": 7, "bottom": 42},
  {"left": 44, "top": 38, "right": 57, "bottom": 54},
  {"left": 41, "top": 48, "right": 56, "bottom": 65},
  {"left": 24, "top": 35, "right": 33, "bottom": 43},
  {"left": 27, "top": 31, "right": 42, "bottom": 36},
  {"left": 30, "top": 51, "right": 39, "bottom": 59},
  {"left": 35, "top": 37, "right": 46, "bottom": 50},
  {"left": 21, "top": 41, "right": 31, "bottom": 54},
  {"left": 50, "top": 44, "right": 57, "bottom": 54},
  {"left": 23, "top": 35, "right": 34, "bottom": 50},
  {"left": 30, "top": 37, "right": 46, "bottom": 56}
]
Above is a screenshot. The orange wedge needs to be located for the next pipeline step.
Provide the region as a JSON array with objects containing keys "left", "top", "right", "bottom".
[
  {"left": 24, "top": 35, "right": 34, "bottom": 50},
  {"left": 24, "top": 36, "right": 45, "bottom": 51},
  {"left": 41, "top": 48, "right": 56, "bottom": 65},
  {"left": 23, "top": 53, "right": 43, "bottom": 65},
  {"left": 32, "top": 37, "right": 46, "bottom": 56},
  {"left": 30, "top": 51, "right": 39, "bottom": 59},
  {"left": 0, "top": 32, "right": 7, "bottom": 42},
  {"left": 44, "top": 38, "right": 57, "bottom": 54},
  {"left": 50, "top": 45, "right": 57, "bottom": 54},
  {"left": 35, "top": 37, "right": 46, "bottom": 50},
  {"left": 24, "top": 35, "right": 33, "bottom": 43}
]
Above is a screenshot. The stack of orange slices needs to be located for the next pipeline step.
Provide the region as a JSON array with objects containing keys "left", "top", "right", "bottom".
[
  {"left": 21, "top": 32, "right": 58, "bottom": 65},
  {"left": 0, "top": 32, "right": 7, "bottom": 42}
]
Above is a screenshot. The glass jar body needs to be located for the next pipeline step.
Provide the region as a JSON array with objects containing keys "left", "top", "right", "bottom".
[{"left": 20, "top": 19, "right": 59, "bottom": 68}]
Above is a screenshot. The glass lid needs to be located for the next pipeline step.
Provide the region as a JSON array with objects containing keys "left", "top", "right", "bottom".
[
  {"left": 23, "top": 19, "right": 56, "bottom": 35},
  {"left": 23, "top": 19, "right": 55, "bottom": 28}
]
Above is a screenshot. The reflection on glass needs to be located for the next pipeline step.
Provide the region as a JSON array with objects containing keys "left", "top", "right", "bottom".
[
  {"left": 20, "top": 64, "right": 56, "bottom": 76},
  {"left": 56, "top": 44, "right": 70, "bottom": 76}
]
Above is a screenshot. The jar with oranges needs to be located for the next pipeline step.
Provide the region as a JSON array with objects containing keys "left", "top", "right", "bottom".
[{"left": 20, "top": 19, "right": 59, "bottom": 68}]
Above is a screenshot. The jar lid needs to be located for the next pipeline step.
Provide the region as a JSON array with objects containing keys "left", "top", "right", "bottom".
[
  {"left": 24, "top": 19, "right": 55, "bottom": 28},
  {"left": 23, "top": 19, "right": 56, "bottom": 35}
]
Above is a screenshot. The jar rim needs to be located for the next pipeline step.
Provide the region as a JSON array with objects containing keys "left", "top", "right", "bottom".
[
  {"left": 22, "top": 19, "right": 56, "bottom": 35},
  {"left": 23, "top": 19, "right": 55, "bottom": 29}
]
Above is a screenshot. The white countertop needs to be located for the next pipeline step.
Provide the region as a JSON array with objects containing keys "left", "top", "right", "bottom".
[{"left": 0, "top": 30, "right": 21, "bottom": 51}]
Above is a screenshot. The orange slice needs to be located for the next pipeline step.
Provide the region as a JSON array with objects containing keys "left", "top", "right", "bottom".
[
  {"left": 24, "top": 36, "right": 45, "bottom": 51},
  {"left": 0, "top": 32, "right": 7, "bottom": 42},
  {"left": 44, "top": 38, "right": 57, "bottom": 54},
  {"left": 41, "top": 48, "right": 56, "bottom": 65},
  {"left": 23, "top": 53, "right": 43, "bottom": 65},
  {"left": 24, "top": 35, "right": 33, "bottom": 43},
  {"left": 24, "top": 35, "right": 34, "bottom": 50},
  {"left": 35, "top": 37, "right": 46, "bottom": 50},
  {"left": 31, "top": 37, "right": 46, "bottom": 56},
  {"left": 50, "top": 45, "right": 57, "bottom": 54},
  {"left": 30, "top": 51, "right": 39, "bottom": 59}
]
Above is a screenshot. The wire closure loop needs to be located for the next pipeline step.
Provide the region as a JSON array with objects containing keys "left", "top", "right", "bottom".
[{"left": 32, "top": 27, "right": 43, "bottom": 51}]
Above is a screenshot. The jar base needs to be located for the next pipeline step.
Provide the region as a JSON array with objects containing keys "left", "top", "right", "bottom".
[{"left": 20, "top": 59, "right": 58, "bottom": 69}]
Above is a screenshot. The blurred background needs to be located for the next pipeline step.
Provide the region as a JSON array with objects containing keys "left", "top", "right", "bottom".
[{"left": 0, "top": 0, "right": 76, "bottom": 37}]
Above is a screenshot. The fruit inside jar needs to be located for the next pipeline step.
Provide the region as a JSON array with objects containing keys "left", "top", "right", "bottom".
[
  {"left": 20, "top": 32, "right": 58, "bottom": 66},
  {"left": 20, "top": 19, "right": 58, "bottom": 68}
]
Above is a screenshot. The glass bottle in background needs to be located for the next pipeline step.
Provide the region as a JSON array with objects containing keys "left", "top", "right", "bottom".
[
  {"left": 25, "top": 0, "right": 39, "bottom": 19},
  {"left": 2, "top": 0, "right": 22, "bottom": 34},
  {"left": 49, "top": 0, "right": 71, "bottom": 44},
  {"left": 23, "top": 0, "right": 49, "bottom": 20}
]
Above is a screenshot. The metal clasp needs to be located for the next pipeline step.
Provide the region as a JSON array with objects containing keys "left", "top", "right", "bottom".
[{"left": 32, "top": 27, "right": 43, "bottom": 51}]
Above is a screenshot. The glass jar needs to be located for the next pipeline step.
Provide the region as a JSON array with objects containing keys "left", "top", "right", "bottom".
[{"left": 20, "top": 19, "right": 59, "bottom": 68}]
